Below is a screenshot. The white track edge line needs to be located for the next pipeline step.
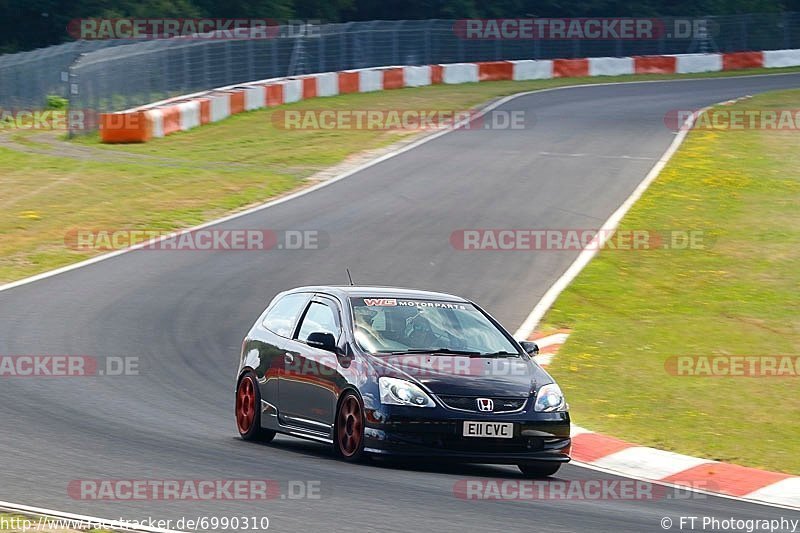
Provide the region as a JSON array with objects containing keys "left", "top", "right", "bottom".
[{"left": 512, "top": 103, "right": 703, "bottom": 339}]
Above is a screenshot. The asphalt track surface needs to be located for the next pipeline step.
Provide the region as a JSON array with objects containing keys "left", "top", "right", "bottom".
[{"left": 2, "top": 75, "right": 800, "bottom": 533}]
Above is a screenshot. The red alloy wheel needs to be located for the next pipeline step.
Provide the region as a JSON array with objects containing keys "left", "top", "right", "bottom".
[
  {"left": 236, "top": 375, "right": 256, "bottom": 434},
  {"left": 337, "top": 394, "right": 364, "bottom": 458}
]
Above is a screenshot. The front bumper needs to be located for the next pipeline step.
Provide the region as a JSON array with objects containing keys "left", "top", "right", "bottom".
[{"left": 363, "top": 404, "right": 571, "bottom": 464}]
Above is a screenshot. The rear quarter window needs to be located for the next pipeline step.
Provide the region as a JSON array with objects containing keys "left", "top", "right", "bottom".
[{"left": 262, "top": 293, "right": 310, "bottom": 337}]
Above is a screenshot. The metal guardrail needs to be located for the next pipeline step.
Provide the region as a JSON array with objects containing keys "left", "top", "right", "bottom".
[
  {"left": 1, "top": 14, "right": 798, "bottom": 118},
  {"left": 0, "top": 40, "right": 133, "bottom": 109}
]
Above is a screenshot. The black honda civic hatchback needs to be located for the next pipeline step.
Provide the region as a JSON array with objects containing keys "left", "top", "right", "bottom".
[{"left": 235, "top": 286, "right": 571, "bottom": 476}]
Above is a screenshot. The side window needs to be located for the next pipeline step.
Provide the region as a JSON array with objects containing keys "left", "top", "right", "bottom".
[
  {"left": 262, "top": 293, "right": 310, "bottom": 338},
  {"left": 297, "top": 301, "right": 339, "bottom": 342}
]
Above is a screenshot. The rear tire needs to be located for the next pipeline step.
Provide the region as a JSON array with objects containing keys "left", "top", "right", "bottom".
[
  {"left": 236, "top": 371, "right": 276, "bottom": 442},
  {"left": 518, "top": 462, "right": 561, "bottom": 477},
  {"left": 334, "top": 391, "right": 366, "bottom": 462}
]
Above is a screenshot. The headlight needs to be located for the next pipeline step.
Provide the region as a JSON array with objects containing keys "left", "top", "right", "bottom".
[
  {"left": 534, "top": 383, "right": 566, "bottom": 412},
  {"left": 379, "top": 377, "right": 435, "bottom": 407}
]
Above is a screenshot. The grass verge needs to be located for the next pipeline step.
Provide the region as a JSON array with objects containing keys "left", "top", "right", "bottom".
[
  {"left": 2, "top": 66, "right": 800, "bottom": 284},
  {"left": 541, "top": 90, "right": 800, "bottom": 474}
]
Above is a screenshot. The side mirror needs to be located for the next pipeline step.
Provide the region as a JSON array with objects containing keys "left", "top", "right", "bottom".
[
  {"left": 307, "top": 332, "right": 337, "bottom": 353},
  {"left": 519, "top": 341, "right": 539, "bottom": 356}
]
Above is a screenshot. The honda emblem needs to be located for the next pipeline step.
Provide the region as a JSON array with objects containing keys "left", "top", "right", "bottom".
[{"left": 477, "top": 398, "right": 494, "bottom": 412}]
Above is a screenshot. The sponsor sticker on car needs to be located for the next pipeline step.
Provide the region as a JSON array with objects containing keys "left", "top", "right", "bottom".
[
  {"left": 360, "top": 298, "right": 468, "bottom": 309},
  {"left": 363, "top": 298, "right": 397, "bottom": 306}
]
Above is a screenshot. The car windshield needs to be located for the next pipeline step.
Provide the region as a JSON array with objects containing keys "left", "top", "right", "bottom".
[{"left": 350, "top": 297, "right": 519, "bottom": 356}]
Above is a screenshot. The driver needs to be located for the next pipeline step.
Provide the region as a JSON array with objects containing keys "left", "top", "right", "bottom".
[
  {"left": 354, "top": 306, "right": 377, "bottom": 330},
  {"left": 353, "top": 307, "right": 383, "bottom": 351},
  {"left": 404, "top": 313, "right": 441, "bottom": 348}
]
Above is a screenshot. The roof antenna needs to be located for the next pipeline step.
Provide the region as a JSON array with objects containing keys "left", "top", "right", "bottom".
[{"left": 346, "top": 268, "right": 354, "bottom": 286}]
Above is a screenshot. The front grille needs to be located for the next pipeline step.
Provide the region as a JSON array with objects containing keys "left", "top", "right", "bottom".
[
  {"left": 437, "top": 395, "right": 527, "bottom": 413},
  {"left": 416, "top": 432, "right": 550, "bottom": 453},
  {"left": 443, "top": 434, "right": 536, "bottom": 453}
]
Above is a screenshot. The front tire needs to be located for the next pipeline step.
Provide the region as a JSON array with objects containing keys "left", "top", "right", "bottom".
[
  {"left": 334, "top": 391, "right": 365, "bottom": 461},
  {"left": 236, "top": 371, "right": 276, "bottom": 442},
  {"left": 518, "top": 462, "right": 561, "bottom": 477}
]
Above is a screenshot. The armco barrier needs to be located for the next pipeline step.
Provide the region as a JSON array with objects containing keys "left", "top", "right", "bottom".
[
  {"left": 243, "top": 86, "right": 265, "bottom": 111},
  {"left": 442, "top": 63, "right": 479, "bottom": 84},
  {"left": 403, "top": 66, "right": 431, "bottom": 87},
  {"left": 431, "top": 65, "right": 444, "bottom": 84},
  {"left": 283, "top": 79, "right": 302, "bottom": 104},
  {"left": 634, "top": 55, "right": 677, "bottom": 74},
  {"left": 358, "top": 69, "right": 382, "bottom": 92},
  {"left": 161, "top": 106, "right": 181, "bottom": 136},
  {"left": 553, "top": 58, "right": 590, "bottom": 78},
  {"left": 512, "top": 60, "right": 553, "bottom": 81},
  {"left": 301, "top": 77, "right": 317, "bottom": 100},
  {"left": 266, "top": 84, "right": 283, "bottom": 107},
  {"left": 338, "top": 71, "right": 360, "bottom": 94},
  {"left": 198, "top": 99, "right": 210, "bottom": 124},
  {"left": 478, "top": 61, "right": 514, "bottom": 82},
  {"left": 101, "top": 111, "right": 151, "bottom": 143},
  {"left": 100, "top": 50, "right": 800, "bottom": 143},
  {"left": 229, "top": 90, "right": 245, "bottom": 115},
  {"left": 589, "top": 57, "right": 634, "bottom": 76},
  {"left": 316, "top": 73, "right": 339, "bottom": 97},
  {"left": 177, "top": 101, "right": 200, "bottom": 131},
  {"left": 764, "top": 48, "right": 800, "bottom": 68},
  {"left": 383, "top": 68, "right": 405, "bottom": 90},
  {"left": 209, "top": 93, "right": 230, "bottom": 123},
  {"left": 676, "top": 53, "right": 723, "bottom": 73},
  {"left": 722, "top": 51, "right": 764, "bottom": 70},
  {"left": 147, "top": 109, "right": 164, "bottom": 138}
]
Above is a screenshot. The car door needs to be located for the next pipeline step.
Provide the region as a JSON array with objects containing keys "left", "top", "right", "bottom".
[
  {"left": 279, "top": 295, "right": 343, "bottom": 432},
  {"left": 251, "top": 292, "right": 311, "bottom": 418}
]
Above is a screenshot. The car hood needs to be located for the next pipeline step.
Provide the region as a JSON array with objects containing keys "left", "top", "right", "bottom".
[{"left": 370, "top": 353, "right": 552, "bottom": 397}]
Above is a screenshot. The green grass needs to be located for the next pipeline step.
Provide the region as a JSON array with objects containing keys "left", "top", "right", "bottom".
[
  {"left": 0, "top": 514, "right": 26, "bottom": 531},
  {"left": 2, "top": 66, "right": 800, "bottom": 284},
  {"left": 541, "top": 90, "right": 800, "bottom": 474}
]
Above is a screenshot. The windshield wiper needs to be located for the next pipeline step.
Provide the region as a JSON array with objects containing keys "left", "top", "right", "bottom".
[
  {"left": 377, "top": 348, "right": 482, "bottom": 356},
  {"left": 480, "top": 351, "right": 520, "bottom": 358},
  {"left": 377, "top": 348, "right": 518, "bottom": 357}
]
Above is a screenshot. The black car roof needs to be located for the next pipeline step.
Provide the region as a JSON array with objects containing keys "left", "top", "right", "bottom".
[{"left": 287, "top": 285, "right": 470, "bottom": 303}]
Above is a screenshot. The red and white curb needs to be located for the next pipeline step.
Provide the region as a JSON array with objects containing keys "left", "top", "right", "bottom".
[
  {"left": 99, "top": 49, "right": 800, "bottom": 143},
  {"left": 529, "top": 329, "right": 570, "bottom": 368},
  {"left": 531, "top": 331, "right": 800, "bottom": 509}
]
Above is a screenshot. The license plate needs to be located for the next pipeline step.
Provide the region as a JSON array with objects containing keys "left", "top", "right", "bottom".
[{"left": 463, "top": 421, "right": 514, "bottom": 439}]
